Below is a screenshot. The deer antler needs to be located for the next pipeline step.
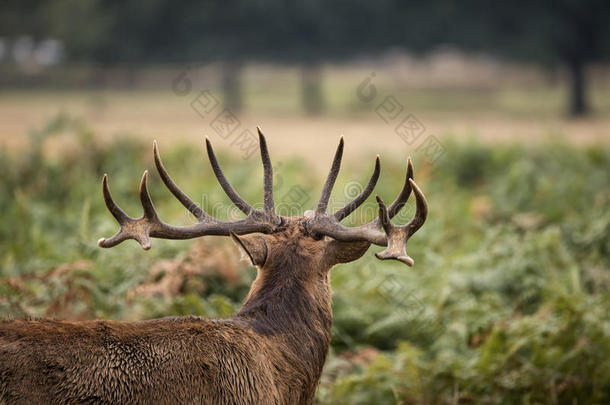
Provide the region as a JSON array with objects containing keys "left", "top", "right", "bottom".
[
  {"left": 306, "top": 138, "right": 427, "bottom": 266},
  {"left": 99, "top": 131, "right": 427, "bottom": 266},
  {"left": 98, "top": 128, "right": 280, "bottom": 250}
]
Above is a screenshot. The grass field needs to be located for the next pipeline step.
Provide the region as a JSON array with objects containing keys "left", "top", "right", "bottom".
[
  {"left": 1, "top": 109, "right": 609, "bottom": 403},
  {"left": 2, "top": 63, "right": 610, "bottom": 164}
]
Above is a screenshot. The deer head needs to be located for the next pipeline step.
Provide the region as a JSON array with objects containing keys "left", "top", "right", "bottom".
[{"left": 98, "top": 128, "right": 427, "bottom": 274}]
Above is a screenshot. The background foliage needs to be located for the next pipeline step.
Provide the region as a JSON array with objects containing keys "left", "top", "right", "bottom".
[
  {"left": 1, "top": 116, "right": 608, "bottom": 404},
  {"left": 2, "top": 0, "right": 610, "bottom": 114}
]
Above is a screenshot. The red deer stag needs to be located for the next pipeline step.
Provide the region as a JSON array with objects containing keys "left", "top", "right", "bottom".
[{"left": 0, "top": 129, "right": 427, "bottom": 404}]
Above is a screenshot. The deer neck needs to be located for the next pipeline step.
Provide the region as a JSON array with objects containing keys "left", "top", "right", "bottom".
[{"left": 235, "top": 259, "right": 333, "bottom": 374}]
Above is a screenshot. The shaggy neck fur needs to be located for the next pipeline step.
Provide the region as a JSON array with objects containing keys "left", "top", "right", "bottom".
[{"left": 236, "top": 246, "right": 333, "bottom": 384}]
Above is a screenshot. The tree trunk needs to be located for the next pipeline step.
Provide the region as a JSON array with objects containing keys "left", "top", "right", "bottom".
[
  {"left": 222, "top": 60, "right": 243, "bottom": 112},
  {"left": 567, "top": 58, "right": 589, "bottom": 117},
  {"left": 301, "top": 62, "right": 324, "bottom": 115}
]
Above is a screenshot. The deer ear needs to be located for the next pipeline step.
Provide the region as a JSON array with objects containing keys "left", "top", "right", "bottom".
[
  {"left": 325, "top": 240, "right": 371, "bottom": 266},
  {"left": 230, "top": 233, "right": 268, "bottom": 267}
]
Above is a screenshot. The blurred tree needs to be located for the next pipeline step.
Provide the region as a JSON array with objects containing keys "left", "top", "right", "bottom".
[
  {"left": 0, "top": 0, "right": 51, "bottom": 70},
  {"left": 2, "top": 0, "right": 608, "bottom": 115},
  {"left": 435, "top": 0, "right": 610, "bottom": 116},
  {"left": 245, "top": 0, "right": 388, "bottom": 114},
  {"left": 534, "top": 0, "right": 610, "bottom": 116}
]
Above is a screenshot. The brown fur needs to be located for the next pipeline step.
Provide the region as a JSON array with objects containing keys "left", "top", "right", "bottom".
[{"left": 0, "top": 217, "right": 369, "bottom": 404}]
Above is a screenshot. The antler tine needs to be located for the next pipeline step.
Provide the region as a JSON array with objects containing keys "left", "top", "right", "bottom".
[
  {"left": 205, "top": 137, "right": 253, "bottom": 215},
  {"left": 154, "top": 141, "right": 208, "bottom": 221},
  {"left": 373, "top": 179, "right": 427, "bottom": 266},
  {"left": 334, "top": 158, "right": 411, "bottom": 225},
  {"left": 138, "top": 171, "right": 158, "bottom": 221},
  {"left": 257, "top": 127, "right": 276, "bottom": 218},
  {"left": 376, "top": 195, "right": 392, "bottom": 234},
  {"left": 98, "top": 174, "right": 131, "bottom": 248},
  {"left": 373, "top": 195, "right": 414, "bottom": 266},
  {"left": 316, "top": 136, "right": 344, "bottom": 214},
  {"left": 387, "top": 158, "right": 414, "bottom": 219},
  {"left": 101, "top": 174, "right": 130, "bottom": 225},
  {"left": 405, "top": 178, "right": 428, "bottom": 236},
  {"left": 98, "top": 173, "right": 154, "bottom": 250},
  {"left": 333, "top": 155, "right": 380, "bottom": 221}
]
